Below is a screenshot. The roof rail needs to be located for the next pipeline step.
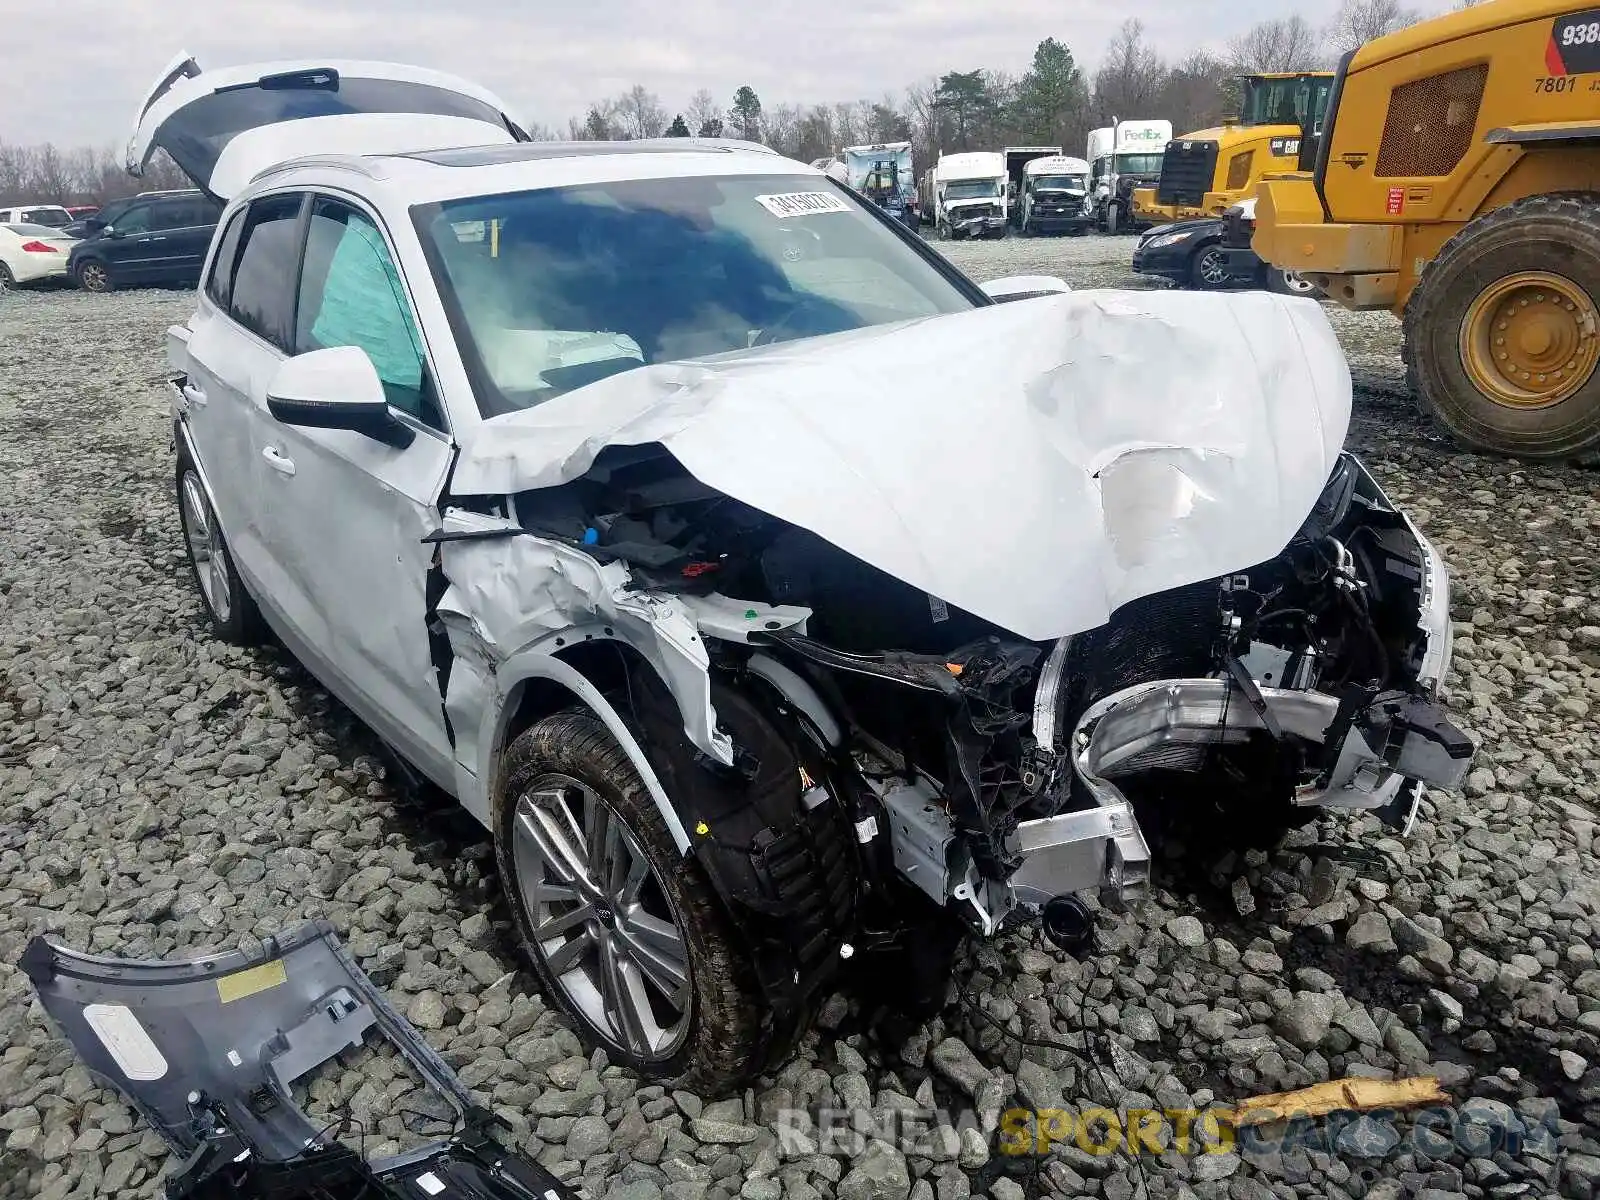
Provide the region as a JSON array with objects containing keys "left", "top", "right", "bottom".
[{"left": 248, "top": 154, "right": 390, "bottom": 187}]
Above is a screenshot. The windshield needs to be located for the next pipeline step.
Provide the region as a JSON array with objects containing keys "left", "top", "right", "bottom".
[
  {"left": 1114, "top": 154, "right": 1164, "bottom": 175},
  {"left": 943, "top": 179, "right": 1001, "bottom": 201},
  {"left": 415, "top": 172, "right": 979, "bottom": 417},
  {"left": 1240, "top": 75, "right": 1333, "bottom": 130},
  {"left": 1032, "top": 174, "right": 1086, "bottom": 192}
]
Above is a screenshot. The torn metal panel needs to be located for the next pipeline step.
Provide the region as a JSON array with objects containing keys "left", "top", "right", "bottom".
[
  {"left": 20, "top": 921, "right": 579, "bottom": 1200},
  {"left": 434, "top": 509, "right": 730, "bottom": 767},
  {"left": 434, "top": 509, "right": 815, "bottom": 776},
  {"left": 452, "top": 287, "right": 1352, "bottom": 643}
]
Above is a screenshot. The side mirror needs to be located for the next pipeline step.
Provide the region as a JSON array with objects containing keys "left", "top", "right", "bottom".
[
  {"left": 981, "top": 275, "right": 1073, "bottom": 304},
  {"left": 266, "top": 346, "right": 415, "bottom": 449},
  {"left": 102, "top": 225, "right": 121, "bottom": 239}
]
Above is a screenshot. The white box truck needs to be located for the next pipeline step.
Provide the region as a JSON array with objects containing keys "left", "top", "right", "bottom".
[
  {"left": 930, "top": 151, "right": 1009, "bottom": 241},
  {"left": 1088, "top": 119, "right": 1172, "bottom": 234},
  {"left": 1017, "top": 155, "right": 1092, "bottom": 236},
  {"left": 1002, "top": 145, "right": 1060, "bottom": 228}
]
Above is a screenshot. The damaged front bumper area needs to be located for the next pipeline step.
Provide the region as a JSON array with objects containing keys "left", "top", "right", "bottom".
[
  {"left": 21, "top": 921, "right": 579, "bottom": 1200},
  {"left": 865, "top": 453, "right": 1475, "bottom": 935}
]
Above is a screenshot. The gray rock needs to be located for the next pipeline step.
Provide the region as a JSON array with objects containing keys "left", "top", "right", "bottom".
[
  {"left": 929, "top": 1038, "right": 990, "bottom": 1098},
  {"left": 1275, "top": 992, "right": 1334, "bottom": 1050},
  {"left": 838, "top": 1140, "right": 911, "bottom": 1200},
  {"left": 407, "top": 989, "right": 446, "bottom": 1030},
  {"left": 1345, "top": 912, "right": 1396, "bottom": 953},
  {"left": 1167, "top": 916, "right": 1206, "bottom": 948},
  {"left": 689, "top": 1119, "right": 762, "bottom": 1145},
  {"left": 568, "top": 1114, "right": 613, "bottom": 1159}
]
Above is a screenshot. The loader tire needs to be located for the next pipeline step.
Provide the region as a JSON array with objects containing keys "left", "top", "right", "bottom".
[{"left": 1404, "top": 192, "right": 1600, "bottom": 463}]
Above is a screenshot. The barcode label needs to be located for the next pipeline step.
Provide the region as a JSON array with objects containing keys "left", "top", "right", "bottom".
[{"left": 755, "top": 191, "right": 851, "bottom": 218}]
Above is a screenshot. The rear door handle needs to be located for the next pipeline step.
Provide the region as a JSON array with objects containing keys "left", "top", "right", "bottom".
[
  {"left": 261, "top": 446, "right": 296, "bottom": 477},
  {"left": 181, "top": 383, "right": 207, "bottom": 408}
]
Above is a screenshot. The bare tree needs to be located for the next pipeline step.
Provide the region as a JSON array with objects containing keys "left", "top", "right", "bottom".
[
  {"left": 616, "top": 85, "right": 667, "bottom": 140},
  {"left": 1093, "top": 20, "right": 1167, "bottom": 121},
  {"left": 1227, "top": 16, "right": 1325, "bottom": 72},
  {"left": 762, "top": 103, "right": 802, "bottom": 157},
  {"left": 686, "top": 89, "right": 722, "bottom": 136},
  {"left": 1326, "top": 0, "right": 1421, "bottom": 54},
  {"left": 1159, "top": 50, "right": 1233, "bottom": 135}
]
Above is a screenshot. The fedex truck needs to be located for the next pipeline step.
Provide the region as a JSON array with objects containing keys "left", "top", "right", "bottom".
[{"left": 1088, "top": 119, "right": 1172, "bottom": 233}]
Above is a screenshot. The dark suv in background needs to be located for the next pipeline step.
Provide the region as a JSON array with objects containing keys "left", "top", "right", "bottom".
[{"left": 66, "top": 190, "right": 221, "bottom": 292}]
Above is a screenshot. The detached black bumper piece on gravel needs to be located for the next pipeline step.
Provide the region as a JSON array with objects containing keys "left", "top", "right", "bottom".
[{"left": 21, "top": 920, "right": 579, "bottom": 1200}]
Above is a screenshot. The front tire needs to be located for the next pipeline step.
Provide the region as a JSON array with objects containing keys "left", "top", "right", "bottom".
[
  {"left": 1404, "top": 192, "right": 1600, "bottom": 462},
  {"left": 495, "top": 709, "right": 767, "bottom": 1092},
  {"left": 935, "top": 220, "right": 951, "bottom": 241},
  {"left": 76, "top": 260, "right": 114, "bottom": 293},
  {"left": 0, "top": 263, "right": 14, "bottom": 291},
  {"left": 1191, "top": 243, "right": 1231, "bottom": 290},
  {"left": 176, "top": 445, "right": 263, "bottom": 645}
]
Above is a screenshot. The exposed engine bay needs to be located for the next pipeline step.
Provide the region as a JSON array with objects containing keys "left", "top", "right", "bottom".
[{"left": 503, "top": 443, "right": 1473, "bottom": 936}]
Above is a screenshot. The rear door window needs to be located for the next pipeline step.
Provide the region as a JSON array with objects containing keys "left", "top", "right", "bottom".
[
  {"left": 226, "top": 193, "right": 306, "bottom": 350},
  {"left": 206, "top": 208, "right": 248, "bottom": 309}
]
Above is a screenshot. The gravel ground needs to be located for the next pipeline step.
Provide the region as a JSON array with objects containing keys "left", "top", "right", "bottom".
[{"left": 3, "top": 237, "right": 1600, "bottom": 1200}]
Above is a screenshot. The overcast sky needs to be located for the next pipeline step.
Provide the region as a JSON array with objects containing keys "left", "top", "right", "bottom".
[{"left": 6, "top": 0, "right": 1455, "bottom": 148}]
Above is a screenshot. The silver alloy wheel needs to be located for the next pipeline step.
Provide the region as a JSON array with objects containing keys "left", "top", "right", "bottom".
[
  {"left": 180, "top": 471, "right": 232, "bottom": 623},
  {"left": 1198, "top": 248, "right": 1229, "bottom": 287},
  {"left": 513, "top": 775, "right": 691, "bottom": 1059},
  {"left": 79, "top": 262, "right": 109, "bottom": 292}
]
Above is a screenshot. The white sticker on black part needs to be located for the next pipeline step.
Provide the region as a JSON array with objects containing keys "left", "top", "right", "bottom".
[
  {"left": 84, "top": 1003, "right": 168, "bottom": 1081},
  {"left": 754, "top": 192, "right": 850, "bottom": 218},
  {"left": 416, "top": 1172, "right": 446, "bottom": 1195}
]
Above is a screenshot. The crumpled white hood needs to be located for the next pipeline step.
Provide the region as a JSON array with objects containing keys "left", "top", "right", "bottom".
[{"left": 453, "top": 288, "right": 1351, "bottom": 642}]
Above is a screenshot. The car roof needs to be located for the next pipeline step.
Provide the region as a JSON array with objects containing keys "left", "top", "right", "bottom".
[{"left": 239, "top": 137, "right": 814, "bottom": 209}]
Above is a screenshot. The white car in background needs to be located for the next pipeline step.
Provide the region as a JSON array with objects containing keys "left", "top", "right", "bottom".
[
  {"left": 138, "top": 53, "right": 1474, "bottom": 1094},
  {"left": 0, "top": 223, "right": 77, "bottom": 289},
  {"left": 0, "top": 203, "right": 72, "bottom": 228}
]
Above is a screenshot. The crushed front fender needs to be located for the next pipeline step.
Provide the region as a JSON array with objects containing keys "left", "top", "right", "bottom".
[{"left": 20, "top": 920, "right": 578, "bottom": 1200}]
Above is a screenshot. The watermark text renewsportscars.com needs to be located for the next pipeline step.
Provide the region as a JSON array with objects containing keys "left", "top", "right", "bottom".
[{"left": 774, "top": 1104, "right": 1559, "bottom": 1161}]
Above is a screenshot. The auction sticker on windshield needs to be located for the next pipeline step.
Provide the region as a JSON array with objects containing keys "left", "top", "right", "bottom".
[{"left": 756, "top": 192, "right": 852, "bottom": 217}]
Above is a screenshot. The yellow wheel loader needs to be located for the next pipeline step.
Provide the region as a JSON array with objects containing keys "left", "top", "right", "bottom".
[
  {"left": 1253, "top": 1, "right": 1600, "bottom": 462},
  {"left": 1132, "top": 73, "right": 1335, "bottom": 224}
]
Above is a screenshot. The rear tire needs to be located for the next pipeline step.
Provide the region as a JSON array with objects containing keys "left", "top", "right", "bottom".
[
  {"left": 175, "top": 444, "right": 263, "bottom": 645},
  {"left": 0, "top": 263, "right": 14, "bottom": 291},
  {"left": 76, "top": 259, "right": 114, "bottom": 293},
  {"left": 495, "top": 709, "right": 769, "bottom": 1093},
  {"left": 1404, "top": 192, "right": 1600, "bottom": 462},
  {"left": 1106, "top": 203, "right": 1120, "bottom": 236}
]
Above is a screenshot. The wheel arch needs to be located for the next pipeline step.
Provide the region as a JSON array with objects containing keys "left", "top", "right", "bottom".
[{"left": 486, "top": 636, "right": 693, "bottom": 854}]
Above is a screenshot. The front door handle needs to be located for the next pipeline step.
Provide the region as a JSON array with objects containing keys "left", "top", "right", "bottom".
[{"left": 261, "top": 446, "right": 296, "bottom": 477}]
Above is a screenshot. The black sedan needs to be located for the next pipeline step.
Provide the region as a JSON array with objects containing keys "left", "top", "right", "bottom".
[{"left": 1133, "top": 216, "right": 1320, "bottom": 296}]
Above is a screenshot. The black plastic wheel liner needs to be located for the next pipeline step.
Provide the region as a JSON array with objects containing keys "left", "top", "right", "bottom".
[{"left": 20, "top": 920, "right": 578, "bottom": 1200}]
